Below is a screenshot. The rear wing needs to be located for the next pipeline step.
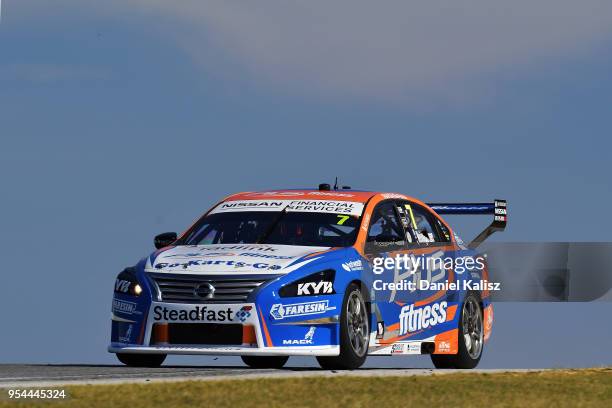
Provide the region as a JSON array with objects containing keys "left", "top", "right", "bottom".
[{"left": 427, "top": 200, "right": 507, "bottom": 249}]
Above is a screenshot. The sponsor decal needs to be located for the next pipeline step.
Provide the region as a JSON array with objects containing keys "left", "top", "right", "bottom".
[
  {"left": 388, "top": 342, "right": 422, "bottom": 355},
  {"left": 454, "top": 232, "right": 467, "bottom": 249},
  {"left": 211, "top": 200, "right": 364, "bottom": 216},
  {"left": 115, "top": 279, "right": 130, "bottom": 293},
  {"left": 341, "top": 259, "right": 363, "bottom": 272},
  {"left": 243, "top": 191, "right": 355, "bottom": 198},
  {"left": 165, "top": 252, "right": 237, "bottom": 258},
  {"left": 153, "top": 305, "right": 234, "bottom": 322},
  {"left": 494, "top": 200, "right": 507, "bottom": 223},
  {"left": 154, "top": 259, "right": 282, "bottom": 270},
  {"left": 239, "top": 252, "right": 295, "bottom": 260},
  {"left": 381, "top": 193, "right": 408, "bottom": 199},
  {"left": 305, "top": 326, "right": 316, "bottom": 341},
  {"left": 361, "top": 212, "right": 371, "bottom": 232},
  {"left": 376, "top": 321, "right": 385, "bottom": 339},
  {"left": 181, "top": 245, "right": 277, "bottom": 252},
  {"left": 406, "top": 342, "right": 421, "bottom": 354},
  {"left": 112, "top": 299, "right": 138, "bottom": 315},
  {"left": 391, "top": 343, "right": 405, "bottom": 354},
  {"left": 398, "top": 301, "right": 448, "bottom": 336},
  {"left": 236, "top": 306, "right": 252, "bottom": 323},
  {"left": 283, "top": 326, "right": 317, "bottom": 345},
  {"left": 270, "top": 300, "right": 336, "bottom": 320},
  {"left": 215, "top": 200, "right": 285, "bottom": 211},
  {"left": 297, "top": 281, "right": 333, "bottom": 296},
  {"left": 118, "top": 324, "right": 133, "bottom": 343},
  {"left": 438, "top": 341, "right": 451, "bottom": 353}
]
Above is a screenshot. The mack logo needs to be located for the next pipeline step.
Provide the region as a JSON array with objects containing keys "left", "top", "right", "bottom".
[
  {"left": 398, "top": 301, "right": 448, "bottom": 335},
  {"left": 115, "top": 279, "right": 130, "bottom": 293},
  {"left": 297, "top": 281, "right": 333, "bottom": 296},
  {"left": 270, "top": 301, "right": 336, "bottom": 320},
  {"left": 118, "top": 324, "right": 133, "bottom": 343},
  {"left": 283, "top": 327, "right": 316, "bottom": 345}
]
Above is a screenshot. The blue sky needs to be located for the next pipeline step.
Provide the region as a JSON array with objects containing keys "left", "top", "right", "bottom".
[{"left": 1, "top": 1, "right": 611, "bottom": 367}]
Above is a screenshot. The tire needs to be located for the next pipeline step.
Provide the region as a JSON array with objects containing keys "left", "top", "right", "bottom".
[
  {"left": 431, "top": 291, "right": 484, "bottom": 369},
  {"left": 317, "top": 283, "right": 369, "bottom": 370},
  {"left": 116, "top": 353, "right": 166, "bottom": 367},
  {"left": 241, "top": 356, "right": 289, "bottom": 369}
]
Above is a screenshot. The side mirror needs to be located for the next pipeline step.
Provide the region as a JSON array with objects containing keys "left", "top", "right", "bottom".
[{"left": 154, "top": 232, "right": 177, "bottom": 249}]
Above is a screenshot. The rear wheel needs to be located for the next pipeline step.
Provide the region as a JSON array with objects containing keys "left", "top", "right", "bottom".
[
  {"left": 241, "top": 356, "right": 289, "bottom": 369},
  {"left": 317, "top": 283, "right": 369, "bottom": 370},
  {"left": 116, "top": 353, "right": 166, "bottom": 367},
  {"left": 431, "top": 292, "right": 484, "bottom": 369}
]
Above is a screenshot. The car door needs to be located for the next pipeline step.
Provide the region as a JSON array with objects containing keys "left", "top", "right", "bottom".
[
  {"left": 365, "top": 200, "right": 455, "bottom": 344},
  {"left": 397, "top": 199, "right": 455, "bottom": 298}
]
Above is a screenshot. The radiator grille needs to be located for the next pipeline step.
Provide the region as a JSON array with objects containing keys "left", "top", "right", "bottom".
[{"left": 148, "top": 273, "right": 278, "bottom": 303}]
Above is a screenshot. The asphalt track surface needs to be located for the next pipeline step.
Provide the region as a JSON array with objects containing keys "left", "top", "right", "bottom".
[{"left": 0, "top": 365, "right": 538, "bottom": 388}]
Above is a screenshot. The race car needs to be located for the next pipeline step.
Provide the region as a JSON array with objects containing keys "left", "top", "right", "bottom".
[{"left": 109, "top": 185, "right": 506, "bottom": 369}]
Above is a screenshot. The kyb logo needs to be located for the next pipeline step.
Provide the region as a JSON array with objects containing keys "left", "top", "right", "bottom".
[
  {"left": 283, "top": 327, "right": 316, "bottom": 345},
  {"left": 398, "top": 301, "right": 448, "bottom": 335},
  {"left": 297, "top": 281, "right": 333, "bottom": 296}
]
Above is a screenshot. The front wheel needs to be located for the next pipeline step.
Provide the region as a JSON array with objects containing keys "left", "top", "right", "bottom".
[
  {"left": 431, "top": 292, "right": 484, "bottom": 369},
  {"left": 317, "top": 283, "right": 369, "bottom": 370},
  {"left": 116, "top": 353, "right": 166, "bottom": 367},
  {"left": 241, "top": 356, "right": 289, "bottom": 369}
]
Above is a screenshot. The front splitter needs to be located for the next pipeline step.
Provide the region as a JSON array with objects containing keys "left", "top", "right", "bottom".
[{"left": 108, "top": 344, "right": 340, "bottom": 356}]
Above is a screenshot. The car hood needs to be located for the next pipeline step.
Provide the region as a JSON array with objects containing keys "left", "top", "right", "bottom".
[{"left": 145, "top": 244, "right": 333, "bottom": 275}]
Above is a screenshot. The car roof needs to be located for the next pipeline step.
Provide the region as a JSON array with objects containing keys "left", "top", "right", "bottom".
[{"left": 224, "top": 189, "right": 419, "bottom": 204}]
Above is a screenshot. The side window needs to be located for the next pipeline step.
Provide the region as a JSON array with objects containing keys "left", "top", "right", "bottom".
[
  {"left": 366, "top": 202, "right": 405, "bottom": 250},
  {"left": 400, "top": 202, "right": 444, "bottom": 244}
]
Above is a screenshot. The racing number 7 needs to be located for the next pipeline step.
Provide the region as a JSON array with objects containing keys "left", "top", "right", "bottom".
[{"left": 336, "top": 215, "right": 350, "bottom": 225}]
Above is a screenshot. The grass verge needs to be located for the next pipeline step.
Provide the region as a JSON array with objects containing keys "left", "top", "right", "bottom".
[{"left": 1, "top": 368, "right": 611, "bottom": 408}]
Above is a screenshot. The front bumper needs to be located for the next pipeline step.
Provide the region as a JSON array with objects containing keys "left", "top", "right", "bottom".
[{"left": 109, "top": 301, "right": 341, "bottom": 357}]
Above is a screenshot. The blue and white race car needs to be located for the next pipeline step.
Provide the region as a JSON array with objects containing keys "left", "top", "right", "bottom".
[{"left": 109, "top": 187, "right": 506, "bottom": 369}]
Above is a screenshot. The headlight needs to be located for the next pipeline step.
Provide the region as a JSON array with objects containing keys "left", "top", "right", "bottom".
[
  {"left": 279, "top": 269, "right": 336, "bottom": 297},
  {"left": 114, "top": 267, "right": 143, "bottom": 297}
]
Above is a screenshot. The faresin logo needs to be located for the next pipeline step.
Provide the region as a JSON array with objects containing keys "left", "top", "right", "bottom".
[{"left": 398, "top": 301, "right": 447, "bottom": 335}]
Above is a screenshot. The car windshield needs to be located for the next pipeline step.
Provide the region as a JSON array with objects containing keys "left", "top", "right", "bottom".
[{"left": 181, "top": 211, "right": 362, "bottom": 247}]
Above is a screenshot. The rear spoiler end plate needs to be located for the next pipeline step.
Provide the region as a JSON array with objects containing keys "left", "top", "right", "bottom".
[{"left": 427, "top": 200, "right": 507, "bottom": 249}]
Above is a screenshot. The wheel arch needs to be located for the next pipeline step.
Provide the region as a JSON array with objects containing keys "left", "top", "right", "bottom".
[{"left": 346, "top": 279, "right": 372, "bottom": 317}]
